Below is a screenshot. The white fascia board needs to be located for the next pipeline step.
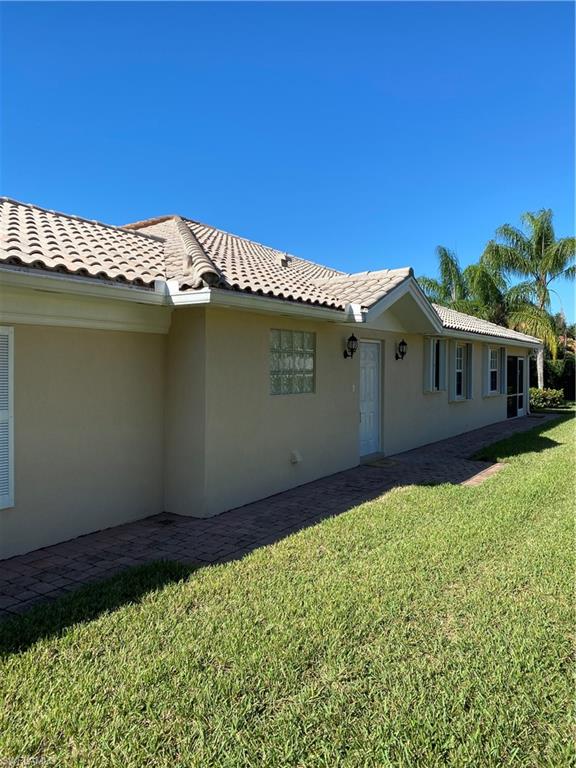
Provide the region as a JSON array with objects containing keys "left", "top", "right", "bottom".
[
  {"left": 345, "top": 303, "right": 364, "bottom": 322},
  {"left": 441, "top": 328, "right": 542, "bottom": 350},
  {"left": 169, "top": 283, "right": 350, "bottom": 322},
  {"left": 363, "top": 277, "right": 444, "bottom": 333},
  {"left": 0, "top": 266, "right": 351, "bottom": 324},
  {"left": 0, "top": 265, "right": 166, "bottom": 305},
  {"left": 0, "top": 285, "right": 172, "bottom": 334}
]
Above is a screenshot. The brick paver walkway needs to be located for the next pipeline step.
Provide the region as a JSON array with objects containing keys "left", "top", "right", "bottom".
[{"left": 0, "top": 414, "right": 559, "bottom": 619}]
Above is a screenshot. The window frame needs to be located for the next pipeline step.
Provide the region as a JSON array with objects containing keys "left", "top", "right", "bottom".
[
  {"left": 483, "top": 345, "right": 506, "bottom": 397},
  {"left": 424, "top": 337, "right": 447, "bottom": 393},
  {"left": 269, "top": 329, "right": 316, "bottom": 396},
  {"left": 0, "top": 326, "right": 14, "bottom": 510},
  {"left": 455, "top": 343, "right": 465, "bottom": 400},
  {"left": 449, "top": 341, "right": 473, "bottom": 402},
  {"left": 489, "top": 347, "right": 499, "bottom": 394}
]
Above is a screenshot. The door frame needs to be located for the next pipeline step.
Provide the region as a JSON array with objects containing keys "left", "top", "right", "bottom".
[
  {"left": 506, "top": 354, "right": 527, "bottom": 419},
  {"left": 517, "top": 356, "right": 526, "bottom": 417},
  {"left": 359, "top": 339, "right": 382, "bottom": 456}
]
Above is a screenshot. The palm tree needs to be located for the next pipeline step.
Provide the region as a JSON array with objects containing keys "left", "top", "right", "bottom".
[
  {"left": 482, "top": 209, "right": 575, "bottom": 388},
  {"left": 418, "top": 246, "right": 509, "bottom": 324},
  {"left": 418, "top": 246, "right": 468, "bottom": 305}
]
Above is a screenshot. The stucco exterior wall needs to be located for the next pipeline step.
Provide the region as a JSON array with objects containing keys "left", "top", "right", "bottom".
[
  {"left": 0, "top": 324, "right": 165, "bottom": 559},
  {"left": 163, "top": 308, "right": 207, "bottom": 516},
  {"left": 358, "top": 329, "right": 529, "bottom": 455},
  {"left": 201, "top": 308, "right": 359, "bottom": 516},
  {"left": 2, "top": 305, "right": 533, "bottom": 557},
  {"left": 163, "top": 308, "right": 531, "bottom": 520}
]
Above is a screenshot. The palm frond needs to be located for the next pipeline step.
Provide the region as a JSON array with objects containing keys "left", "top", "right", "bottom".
[
  {"left": 493, "top": 225, "right": 532, "bottom": 271},
  {"left": 505, "top": 281, "right": 538, "bottom": 307},
  {"left": 416, "top": 276, "right": 447, "bottom": 303},
  {"left": 464, "top": 263, "right": 506, "bottom": 307},
  {"left": 521, "top": 209, "right": 555, "bottom": 255},
  {"left": 481, "top": 241, "right": 530, "bottom": 278},
  {"left": 543, "top": 236, "right": 576, "bottom": 277},
  {"left": 507, "top": 303, "right": 558, "bottom": 357},
  {"left": 436, "top": 245, "right": 467, "bottom": 301}
]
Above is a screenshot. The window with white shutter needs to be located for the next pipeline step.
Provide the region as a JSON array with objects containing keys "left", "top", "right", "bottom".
[
  {"left": 423, "top": 338, "right": 447, "bottom": 393},
  {"left": 483, "top": 345, "right": 506, "bottom": 396},
  {"left": 0, "top": 328, "right": 14, "bottom": 509},
  {"left": 449, "top": 341, "right": 473, "bottom": 401}
]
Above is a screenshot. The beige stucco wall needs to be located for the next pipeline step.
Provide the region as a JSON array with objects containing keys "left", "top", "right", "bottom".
[
  {"left": 0, "top": 324, "right": 165, "bottom": 559},
  {"left": 358, "top": 331, "right": 530, "bottom": 456},
  {"left": 163, "top": 308, "right": 206, "bottom": 516},
  {"left": 200, "top": 308, "right": 359, "bottom": 516},
  {"left": 2, "top": 305, "right": 533, "bottom": 558},
  {"left": 164, "top": 309, "right": 531, "bottom": 519}
]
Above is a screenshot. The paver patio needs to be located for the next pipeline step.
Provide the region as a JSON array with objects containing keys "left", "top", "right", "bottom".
[{"left": 0, "top": 414, "right": 559, "bottom": 620}]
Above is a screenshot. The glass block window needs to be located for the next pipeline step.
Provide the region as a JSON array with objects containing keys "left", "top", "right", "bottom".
[{"left": 270, "top": 330, "right": 315, "bottom": 395}]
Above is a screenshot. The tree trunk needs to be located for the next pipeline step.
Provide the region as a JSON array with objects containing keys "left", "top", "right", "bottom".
[{"left": 536, "top": 347, "right": 545, "bottom": 389}]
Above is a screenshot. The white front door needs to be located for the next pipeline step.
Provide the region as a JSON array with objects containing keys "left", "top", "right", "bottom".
[{"left": 359, "top": 341, "right": 380, "bottom": 456}]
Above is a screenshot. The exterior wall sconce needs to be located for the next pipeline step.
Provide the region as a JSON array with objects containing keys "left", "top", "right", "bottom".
[
  {"left": 343, "top": 334, "right": 358, "bottom": 359},
  {"left": 395, "top": 339, "right": 408, "bottom": 361}
]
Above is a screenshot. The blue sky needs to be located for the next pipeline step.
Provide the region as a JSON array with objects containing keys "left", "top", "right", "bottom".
[{"left": 1, "top": 1, "right": 574, "bottom": 319}]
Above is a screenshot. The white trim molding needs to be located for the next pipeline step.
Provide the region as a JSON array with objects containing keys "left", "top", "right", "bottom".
[
  {"left": 442, "top": 327, "right": 541, "bottom": 351},
  {"left": 0, "top": 326, "right": 14, "bottom": 509},
  {"left": 169, "top": 283, "right": 350, "bottom": 322},
  {"left": 0, "top": 283, "right": 172, "bottom": 334},
  {"left": 0, "top": 265, "right": 166, "bottom": 305},
  {"left": 0, "top": 266, "right": 546, "bottom": 348},
  {"left": 363, "top": 277, "right": 444, "bottom": 333}
]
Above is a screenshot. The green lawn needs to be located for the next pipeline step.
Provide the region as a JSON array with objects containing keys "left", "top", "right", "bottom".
[{"left": 1, "top": 417, "right": 574, "bottom": 767}]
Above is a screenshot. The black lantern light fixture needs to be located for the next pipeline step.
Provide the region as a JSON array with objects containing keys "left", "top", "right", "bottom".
[
  {"left": 343, "top": 334, "right": 358, "bottom": 359},
  {"left": 395, "top": 339, "right": 408, "bottom": 361}
]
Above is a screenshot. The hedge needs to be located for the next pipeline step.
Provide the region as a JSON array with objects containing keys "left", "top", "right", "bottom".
[{"left": 529, "top": 388, "right": 566, "bottom": 410}]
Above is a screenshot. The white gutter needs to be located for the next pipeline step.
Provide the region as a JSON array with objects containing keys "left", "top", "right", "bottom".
[
  {"left": 0, "top": 267, "right": 353, "bottom": 322},
  {"left": 0, "top": 265, "right": 166, "bottom": 306},
  {"left": 167, "top": 282, "right": 352, "bottom": 322},
  {"left": 441, "top": 327, "right": 542, "bottom": 350},
  {"left": 0, "top": 266, "right": 545, "bottom": 347}
]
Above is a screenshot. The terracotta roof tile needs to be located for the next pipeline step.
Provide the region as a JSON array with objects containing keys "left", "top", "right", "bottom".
[
  {"left": 0, "top": 198, "right": 164, "bottom": 286},
  {"left": 433, "top": 304, "right": 541, "bottom": 344},
  {"left": 182, "top": 219, "right": 346, "bottom": 307},
  {"left": 128, "top": 217, "right": 223, "bottom": 288},
  {"left": 313, "top": 268, "right": 413, "bottom": 308},
  {"left": 0, "top": 198, "right": 544, "bottom": 346}
]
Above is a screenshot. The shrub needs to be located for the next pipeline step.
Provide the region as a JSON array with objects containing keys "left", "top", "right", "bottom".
[
  {"left": 529, "top": 355, "right": 575, "bottom": 399},
  {"left": 529, "top": 387, "right": 566, "bottom": 410}
]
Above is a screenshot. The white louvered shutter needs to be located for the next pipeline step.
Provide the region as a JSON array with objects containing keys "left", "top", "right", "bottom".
[
  {"left": 465, "top": 343, "right": 473, "bottom": 400},
  {"left": 423, "top": 338, "right": 433, "bottom": 392},
  {"left": 0, "top": 328, "right": 14, "bottom": 508},
  {"left": 499, "top": 347, "right": 507, "bottom": 395},
  {"left": 482, "top": 345, "right": 489, "bottom": 397},
  {"left": 448, "top": 341, "right": 457, "bottom": 401},
  {"left": 438, "top": 340, "right": 447, "bottom": 391}
]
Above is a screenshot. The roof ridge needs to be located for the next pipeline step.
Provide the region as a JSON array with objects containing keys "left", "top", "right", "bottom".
[
  {"left": 173, "top": 218, "right": 223, "bottom": 289},
  {"left": 122, "top": 215, "right": 177, "bottom": 230},
  {"left": 316, "top": 266, "right": 413, "bottom": 282},
  {"left": 0, "top": 197, "right": 165, "bottom": 243}
]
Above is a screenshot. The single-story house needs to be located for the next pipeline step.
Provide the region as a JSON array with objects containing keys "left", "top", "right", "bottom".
[{"left": 0, "top": 197, "right": 541, "bottom": 559}]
